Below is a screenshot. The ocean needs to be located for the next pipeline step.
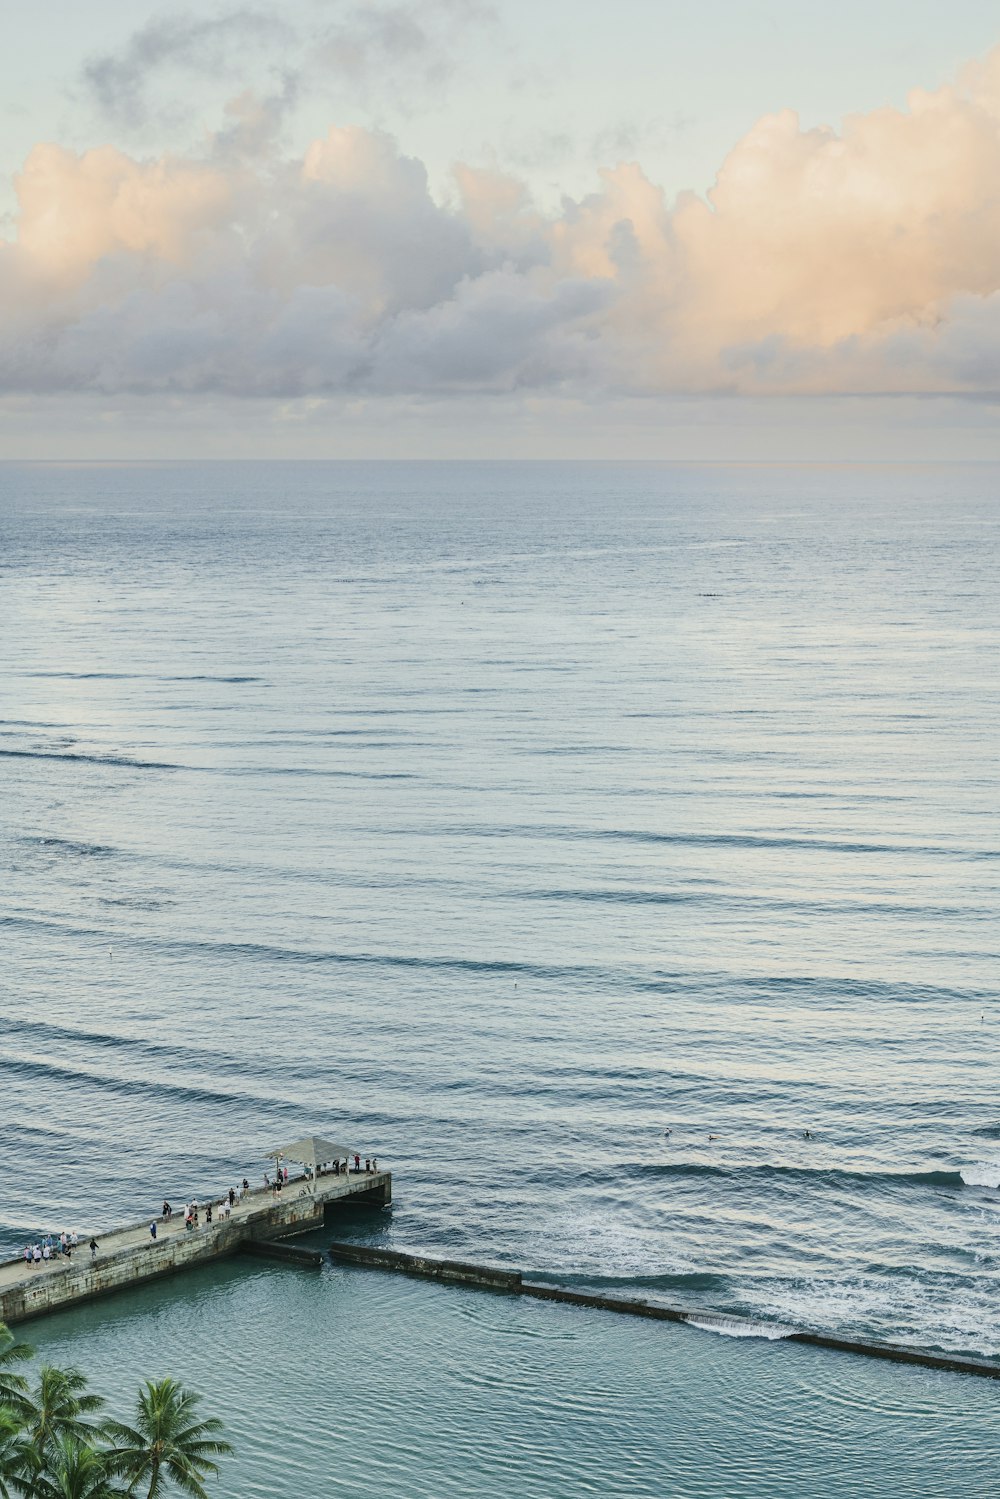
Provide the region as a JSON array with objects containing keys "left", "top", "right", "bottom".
[{"left": 1, "top": 459, "right": 998, "bottom": 1492}]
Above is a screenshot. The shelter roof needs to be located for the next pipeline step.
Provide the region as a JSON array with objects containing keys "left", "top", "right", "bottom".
[{"left": 268, "top": 1135, "right": 357, "bottom": 1163}]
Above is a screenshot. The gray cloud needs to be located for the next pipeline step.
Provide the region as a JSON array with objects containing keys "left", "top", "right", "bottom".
[
  {"left": 82, "top": 9, "right": 294, "bottom": 128},
  {"left": 311, "top": 0, "right": 496, "bottom": 111},
  {"left": 80, "top": 1, "right": 495, "bottom": 131}
]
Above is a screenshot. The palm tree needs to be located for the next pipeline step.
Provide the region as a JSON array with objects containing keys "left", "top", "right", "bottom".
[
  {"left": 26, "top": 1434, "right": 125, "bottom": 1499},
  {"left": 0, "top": 1407, "right": 30, "bottom": 1499},
  {"left": 0, "top": 1324, "right": 31, "bottom": 1416},
  {"left": 104, "top": 1378, "right": 231, "bottom": 1499},
  {"left": 19, "top": 1366, "right": 106, "bottom": 1473}
]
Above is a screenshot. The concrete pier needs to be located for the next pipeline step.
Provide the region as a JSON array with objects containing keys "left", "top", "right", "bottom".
[{"left": 0, "top": 1170, "right": 390, "bottom": 1327}]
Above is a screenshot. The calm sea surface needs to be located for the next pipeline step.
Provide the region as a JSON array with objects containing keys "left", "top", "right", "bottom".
[{"left": 1, "top": 460, "right": 998, "bottom": 1490}]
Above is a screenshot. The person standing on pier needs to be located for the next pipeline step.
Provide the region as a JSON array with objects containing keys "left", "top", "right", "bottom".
[
  {"left": 149, "top": 1221, "right": 157, "bottom": 1241},
  {"left": 89, "top": 1238, "right": 98, "bottom": 1260},
  {"left": 162, "top": 1200, "right": 172, "bottom": 1221}
]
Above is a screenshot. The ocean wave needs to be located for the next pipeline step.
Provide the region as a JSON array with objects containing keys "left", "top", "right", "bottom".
[
  {"left": 971, "top": 1124, "right": 1000, "bottom": 1140},
  {"left": 545, "top": 1269, "right": 728, "bottom": 1294},
  {"left": 26, "top": 836, "right": 117, "bottom": 858},
  {"left": 0, "top": 1050, "right": 298, "bottom": 1114},
  {"left": 0, "top": 748, "right": 176, "bottom": 770},
  {"left": 633, "top": 1161, "right": 966, "bottom": 1191},
  {"left": 442, "top": 821, "right": 998, "bottom": 861},
  {"left": 0, "top": 913, "right": 633, "bottom": 987},
  {"left": 18, "top": 671, "right": 263, "bottom": 683},
  {"left": 500, "top": 885, "right": 985, "bottom": 918},
  {"left": 246, "top": 767, "right": 417, "bottom": 780},
  {"left": 3, "top": 750, "right": 409, "bottom": 780}
]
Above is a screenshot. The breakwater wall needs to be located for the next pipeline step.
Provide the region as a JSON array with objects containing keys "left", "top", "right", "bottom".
[
  {"left": 241, "top": 1240, "right": 323, "bottom": 1268},
  {"left": 327, "top": 1242, "right": 1000, "bottom": 1382}
]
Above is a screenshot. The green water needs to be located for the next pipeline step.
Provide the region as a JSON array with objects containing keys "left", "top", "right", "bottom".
[{"left": 21, "top": 1255, "right": 997, "bottom": 1498}]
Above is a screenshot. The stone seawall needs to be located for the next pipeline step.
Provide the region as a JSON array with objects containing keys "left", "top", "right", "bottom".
[
  {"left": 241, "top": 1241, "right": 324, "bottom": 1268},
  {"left": 328, "top": 1241, "right": 521, "bottom": 1290},
  {"left": 1, "top": 1218, "right": 248, "bottom": 1327},
  {"left": 0, "top": 1171, "right": 390, "bottom": 1327}
]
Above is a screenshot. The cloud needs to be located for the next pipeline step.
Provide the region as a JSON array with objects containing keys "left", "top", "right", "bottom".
[
  {"left": 0, "top": 126, "right": 606, "bottom": 397},
  {"left": 80, "top": 1, "right": 495, "bottom": 131},
  {"left": 82, "top": 9, "right": 294, "bottom": 128},
  {"left": 314, "top": 0, "right": 495, "bottom": 98},
  {"left": 11, "top": 47, "right": 1000, "bottom": 401}
]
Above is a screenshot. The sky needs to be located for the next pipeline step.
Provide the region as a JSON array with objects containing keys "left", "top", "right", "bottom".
[{"left": 4, "top": 0, "right": 1000, "bottom": 458}]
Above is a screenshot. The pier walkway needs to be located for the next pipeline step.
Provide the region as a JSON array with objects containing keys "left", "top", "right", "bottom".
[{"left": 0, "top": 1151, "right": 390, "bottom": 1327}]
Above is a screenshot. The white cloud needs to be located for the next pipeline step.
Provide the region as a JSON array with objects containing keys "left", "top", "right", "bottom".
[{"left": 9, "top": 47, "right": 1000, "bottom": 402}]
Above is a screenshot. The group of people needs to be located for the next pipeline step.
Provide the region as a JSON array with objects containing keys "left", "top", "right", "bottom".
[
  {"left": 331, "top": 1155, "right": 378, "bottom": 1176},
  {"left": 155, "top": 1179, "right": 254, "bottom": 1237},
  {"left": 21, "top": 1156, "right": 385, "bottom": 1268},
  {"left": 22, "top": 1231, "right": 100, "bottom": 1266},
  {"left": 263, "top": 1167, "right": 289, "bottom": 1196}
]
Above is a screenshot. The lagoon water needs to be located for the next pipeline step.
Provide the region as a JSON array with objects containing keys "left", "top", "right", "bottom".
[
  {"left": 24, "top": 1255, "right": 1000, "bottom": 1499},
  {"left": 1, "top": 460, "right": 999, "bottom": 1489}
]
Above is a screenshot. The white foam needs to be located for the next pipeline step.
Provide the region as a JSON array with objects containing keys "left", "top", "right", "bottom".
[
  {"left": 961, "top": 1161, "right": 1000, "bottom": 1188},
  {"left": 685, "top": 1313, "right": 795, "bottom": 1341}
]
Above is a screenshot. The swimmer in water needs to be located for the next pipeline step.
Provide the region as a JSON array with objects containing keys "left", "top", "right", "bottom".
[
  {"left": 803, "top": 1130, "right": 812, "bottom": 1139},
  {"left": 708, "top": 1134, "right": 720, "bottom": 1141}
]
